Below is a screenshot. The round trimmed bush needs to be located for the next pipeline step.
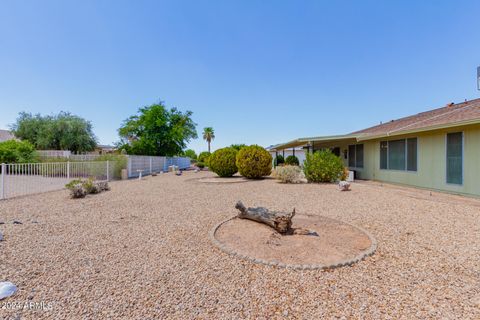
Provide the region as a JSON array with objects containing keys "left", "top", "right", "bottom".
[
  {"left": 285, "top": 155, "right": 299, "bottom": 166},
  {"left": 274, "top": 154, "right": 284, "bottom": 166},
  {"left": 198, "top": 151, "right": 211, "bottom": 166},
  {"left": 208, "top": 147, "right": 238, "bottom": 177},
  {"left": 303, "top": 150, "right": 344, "bottom": 183},
  {"left": 236, "top": 145, "right": 272, "bottom": 179}
]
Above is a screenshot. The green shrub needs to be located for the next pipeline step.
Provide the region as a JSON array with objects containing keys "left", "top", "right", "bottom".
[
  {"left": 303, "top": 150, "right": 344, "bottom": 183},
  {"left": 65, "top": 179, "right": 84, "bottom": 190},
  {"left": 272, "top": 165, "right": 305, "bottom": 183},
  {"left": 197, "top": 161, "right": 205, "bottom": 169},
  {"left": 65, "top": 178, "right": 110, "bottom": 198},
  {"left": 82, "top": 178, "right": 98, "bottom": 194},
  {"left": 274, "top": 154, "right": 284, "bottom": 166},
  {"left": 285, "top": 155, "right": 299, "bottom": 166},
  {"left": 96, "top": 154, "right": 127, "bottom": 179},
  {"left": 198, "top": 151, "right": 211, "bottom": 166},
  {"left": 236, "top": 145, "right": 272, "bottom": 179},
  {"left": 230, "top": 144, "right": 247, "bottom": 151},
  {"left": 208, "top": 147, "right": 238, "bottom": 177},
  {"left": 0, "top": 140, "right": 38, "bottom": 163}
]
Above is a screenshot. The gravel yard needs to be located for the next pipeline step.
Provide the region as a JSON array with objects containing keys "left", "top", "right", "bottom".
[{"left": 0, "top": 171, "right": 479, "bottom": 319}]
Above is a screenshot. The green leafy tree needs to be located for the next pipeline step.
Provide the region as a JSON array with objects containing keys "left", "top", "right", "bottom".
[
  {"left": 118, "top": 102, "right": 197, "bottom": 156},
  {"left": 11, "top": 111, "right": 97, "bottom": 153},
  {"left": 202, "top": 127, "right": 215, "bottom": 153},
  {"left": 0, "top": 140, "right": 38, "bottom": 163},
  {"left": 183, "top": 149, "right": 197, "bottom": 160}
]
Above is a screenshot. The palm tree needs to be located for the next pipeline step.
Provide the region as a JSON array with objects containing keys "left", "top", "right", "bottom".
[{"left": 202, "top": 127, "right": 215, "bottom": 153}]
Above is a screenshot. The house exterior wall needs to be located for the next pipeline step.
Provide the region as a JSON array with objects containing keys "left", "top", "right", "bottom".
[{"left": 354, "top": 124, "right": 480, "bottom": 196}]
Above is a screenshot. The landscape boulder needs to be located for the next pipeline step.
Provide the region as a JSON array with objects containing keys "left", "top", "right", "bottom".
[{"left": 338, "top": 181, "right": 351, "bottom": 191}]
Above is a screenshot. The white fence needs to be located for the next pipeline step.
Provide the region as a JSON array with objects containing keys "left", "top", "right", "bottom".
[
  {"left": 0, "top": 161, "right": 114, "bottom": 200},
  {"left": 0, "top": 156, "right": 191, "bottom": 199},
  {"left": 37, "top": 150, "right": 102, "bottom": 161},
  {"left": 36, "top": 150, "right": 72, "bottom": 158},
  {"left": 127, "top": 156, "right": 191, "bottom": 178}
]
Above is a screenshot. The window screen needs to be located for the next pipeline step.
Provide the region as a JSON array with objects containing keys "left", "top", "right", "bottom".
[
  {"left": 380, "top": 141, "right": 388, "bottom": 169},
  {"left": 380, "top": 138, "right": 417, "bottom": 171},
  {"left": 388, "top": 139, "right": 406, "bottom": 170},
  {"left": 407, "top": 138, "right": 417, "bottom": 171},
  {"left": 446, "top": 132, "right": 463, "bottom": 185},
  {"left": 348, "top": 144, "right": 364, "bottom": 168},
  {"left": 348, "top": 145, "right": 356, "bottom": 167},
  {"left": 356, "top": 144, "right": 364, "bottom": 168}
]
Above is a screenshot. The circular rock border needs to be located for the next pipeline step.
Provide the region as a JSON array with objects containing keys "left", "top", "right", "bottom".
[
  {"left": 210, "top": 216, "right": 377, "bottom": 270},
  {"left": 185, "top": 176, "right": 251, "bottom": 184}
]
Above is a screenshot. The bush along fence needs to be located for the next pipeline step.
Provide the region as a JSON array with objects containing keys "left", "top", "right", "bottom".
[
  {"left": 126, "top": 156, "right": 191, "bottom": 178},
  {"left": 0, "top": 161, "right": 116, "bottom": 200}
]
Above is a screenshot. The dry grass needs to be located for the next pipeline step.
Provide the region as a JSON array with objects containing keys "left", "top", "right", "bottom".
[{"left": 0, "top": 171, "right": 479, "bottom": 319}]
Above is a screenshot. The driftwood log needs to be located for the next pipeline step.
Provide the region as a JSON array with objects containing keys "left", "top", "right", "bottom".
[
  {"left": 235, "top": 201, "right": 294, "bottom": 234},
  {"left": 235, "top": 201, "right": 316, "bottom": 235}
]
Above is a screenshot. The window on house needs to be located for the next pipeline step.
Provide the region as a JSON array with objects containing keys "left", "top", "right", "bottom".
[
  {"left": 380, "top": 141, "right": 388, "bottom": 169},
  {"left": 348, "top": 144, "right": 364, "bottom": 168},
  {"left": 446, "top": 132, "right": 463, "bottom": 185},
  {"left": 407, "top": 138, "right": 417, "bottom": 171},
  {"left": 348, "top": 145, "right": 355, "bottom": 167},
  {"left": 379, "top": 138, "right": 417, "bottom": 171},
  {"left": 389, "top": 139, "right": 406, "bottom": 170}
]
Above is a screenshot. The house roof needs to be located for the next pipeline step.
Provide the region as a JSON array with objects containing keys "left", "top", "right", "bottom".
[
  {"left": 97, "top": 144, "right": 115, "bottom": 149},
  {"left": 0, "top": 129, "right": 15, "bottom": 142},
  {"left": 271, "top": 98, "right": 480, "bottom": 150},
  {"left": 352, "top": 98, "right": 480, "bottom": 140}
]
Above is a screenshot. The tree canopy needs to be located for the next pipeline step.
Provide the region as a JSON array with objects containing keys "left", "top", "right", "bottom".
[
  {"left": 11, "top": 111, "right": 97, "bottom": 153},
  {"left": 182, "top": 149, "right": 197, "bottom": 160},
  {"left": 118, "top": 102, "right": 197, "bottom": 156}
]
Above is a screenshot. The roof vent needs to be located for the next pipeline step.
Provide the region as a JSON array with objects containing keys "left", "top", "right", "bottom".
[{"left": 446, "top": 102, "right": 455, "bottom": 107}]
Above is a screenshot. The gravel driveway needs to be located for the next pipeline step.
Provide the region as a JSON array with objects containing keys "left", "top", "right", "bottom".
[{"left": 0, "top": 171, "right": 479, "bottom": 319}]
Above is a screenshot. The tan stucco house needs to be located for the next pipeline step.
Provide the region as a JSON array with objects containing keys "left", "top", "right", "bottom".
[{"left": 270, "top": 98, "right": 480, "bottom": 196}]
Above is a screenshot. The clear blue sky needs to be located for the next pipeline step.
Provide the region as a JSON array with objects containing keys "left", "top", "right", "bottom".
[{"left": 1, "top": 0, "right": 479, "bottom": 153}]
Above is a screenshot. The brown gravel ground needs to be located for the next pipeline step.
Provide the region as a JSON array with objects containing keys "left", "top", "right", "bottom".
[{"left": 0, "top": 171, "right": 479, "bottom": 319}]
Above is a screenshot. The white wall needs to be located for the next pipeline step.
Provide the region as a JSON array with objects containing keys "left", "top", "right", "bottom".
[{"left": 269, "top": 149, "right": 306, "bottom": 165}]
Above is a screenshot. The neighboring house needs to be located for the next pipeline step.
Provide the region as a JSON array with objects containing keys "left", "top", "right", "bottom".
[
  {"left": 271, "top": 98, "right": 480, "bottom": 196},
  {"left": 94, "top": 144, "right": 116, "bottom": 154},
  {"left": 0, "top": 129, "right": 15, "bottom": 142}
]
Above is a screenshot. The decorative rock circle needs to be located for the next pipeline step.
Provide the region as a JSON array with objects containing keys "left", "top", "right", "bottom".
[
  {"left": 188, "top": 176, "right": 250, "bottom": 184},
  {"left": 211, "top": 215, "right": 377, "bottom": 270}
]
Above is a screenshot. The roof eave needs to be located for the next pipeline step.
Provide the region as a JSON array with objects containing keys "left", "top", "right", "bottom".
[
  {"left": 271, "top": 134, "right": 361, "bottom": 150},
  {"left": 356, "top": 118, "right": 480, "bottom": 141}
]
